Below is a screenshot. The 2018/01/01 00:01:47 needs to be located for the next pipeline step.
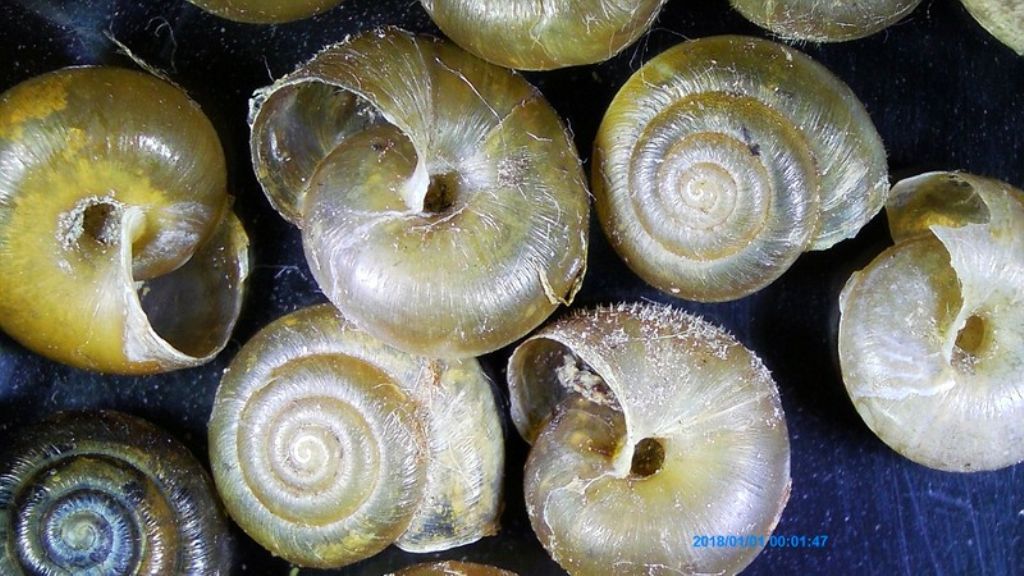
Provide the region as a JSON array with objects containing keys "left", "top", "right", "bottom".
[{"left": 692, "top": 534, "right": 830, "bottom": 548}]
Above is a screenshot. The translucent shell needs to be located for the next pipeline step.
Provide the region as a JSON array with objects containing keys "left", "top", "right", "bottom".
[
  {"left": 594, "top": 36, "right": 888, "bottom": 302},
  {"left": 208, "top": 304, "right": 504, "bottom": 568},
  {"left": 249, "top": 28, "right": 589, "bottom": 358},
  {"left": 960, "top": 0, "right": 1024, "bottom": 55},
  {"left": 0, "top": 67, "right": 248, "bottom": 374},
  {"left": 507, "top": 303, "right": 791, "bottom": 576},
  {"left": 0, "top": 411, "right": 231, "bottom": 575},
  {"left": 419, "top": 0, "right": 666, "bottom": 70},
  {"left": 839, "top": 172, "right": 1024, "bottom": 472},
  {"left": 392, "top": 561, "right": 518, "bottom": 575},
  {"left": 730, "top": 0, "right": 922, "bottom": 42},
  {"left": 186, "top": 0, "right": 343, "bottom": 23}
]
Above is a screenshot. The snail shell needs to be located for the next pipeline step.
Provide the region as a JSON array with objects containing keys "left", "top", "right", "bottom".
[
  {"left": 208, "top": 304, "right": 504, "bottom": 568},
  {"left": 0, "top": 411, "right": 231, "bottom": 575},
  {"left": 249, "top": 28, "right": 589, "bottom": 358},
  {"left": 960, "top": 0, "right": 1024, "bottom": 54},
  {"left": 839, "top": 172, "right": 1024, "bottom": 472},
  {"left": 594, "top": 36, "right": 888, "bottom": 302},
  {"left": 392, "top": 561, "right": 517, "bottom": 576},
  {"left": 507, "top": 303, "right": 791, "bottom": 576},
  {"left": 186, "top": 0, "right": 343, "bottom": 23},
  {"left": 0, "top": 67, "right": 248, "bottom": 374},
  {"left": 730, "top": 0, "right": 923, "bottom": 42},
  {"left": 419, "top": 0, "right": 666, "bottom": 70}
]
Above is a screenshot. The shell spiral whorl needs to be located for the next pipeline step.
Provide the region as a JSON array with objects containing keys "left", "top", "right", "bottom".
[
  {"left": 595, "top": 36, "right": 888, "bottom": 302},
  {"left": 249, "top": 28, "right": 589, "bottom": 359},
  {"left": 0, "top": 411, "right": 231, "bottom": 575},
  {"left": 209, "top": 304, "right": 504, "bottom": 568}
]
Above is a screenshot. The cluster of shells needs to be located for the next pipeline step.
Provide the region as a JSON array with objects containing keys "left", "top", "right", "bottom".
[{"left": 0, "top": 0, "right": 1021, "bottom": 575}]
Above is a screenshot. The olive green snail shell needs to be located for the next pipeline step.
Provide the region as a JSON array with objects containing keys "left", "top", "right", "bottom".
[
  {"left": 208, "top": 304, "right": 505, "bottom": 568},
  {"left": 839, "top": 172, "right": 1024, "bottom": 472},
  {"left": 0, "top": 66, "right": 248, "bottom": 374},
  {"left": 730, "top": 0, "right": 923, "bottom": 42},
  {"left": 507, "top": 303, "right": 791, "bottom": 576},
  {"left": 249, "top": 28, "right": 589, "bottom": 359},
  {"left": 594, "top": 35, "right": 888, "bottom": 302},
  {"left": 0, "top": 411, "right": 231, "bottom": 575},
  {"left": 392, "top": 561, "right": 518, "bottom": 575},
  {"left": 960, "top": 0, "right": 1024, "bottom": 55},
  {"left": 186, "top": 0, "right": 343, "bottom": 23},
  {"left": 419, "top": 0, "right": 666, "bottom": 70}
]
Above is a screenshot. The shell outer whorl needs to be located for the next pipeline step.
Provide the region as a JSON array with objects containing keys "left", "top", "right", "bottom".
[
  {"left": 391, "top": 560, "right": 519, "bottom": 575},
  {"left": 509, "top": 303, "right": 791, "bottom": 575},
  {"left": 420, "top": 0, "right": 667, "bottom": 70},
  {"left": 0, "top": 66, "right": 249, "bottom": 375},
  {"left": 0, "top": 411, "right": 232, "bottom": 576},
  {"left": 594, "top": 35, "right": 888, "bottom": 302},
  {"left": 959, "top": 0, "right": 1024, "bottom": 55},
  {"left": 839, "top": 171, "right": 1024, "bottom": 472},
  {"left": 248, "top": 28, "right": 590, "bottom": 358},
  {"left": 729, "top": 0, "right": 923, "bottom": 42},
  {"left": 208, "top": 304, "right": 504, "bottom": 568},
  {"left": 186, "top": 0, "right": 344, "bottom": 24}
]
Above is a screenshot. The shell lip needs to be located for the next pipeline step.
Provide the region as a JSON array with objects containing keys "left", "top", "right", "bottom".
[{"left": 119, "top": 210, "right": 249, "bottom": 372}]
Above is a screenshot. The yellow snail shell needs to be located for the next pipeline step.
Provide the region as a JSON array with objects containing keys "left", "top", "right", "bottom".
[
  {"left": 208, "top": 304, "right": 504, "bottom": 568},
  {"left": 960, "top": 0, "right": 1024, "bottom": 54},
  {"left": 507, "top": 303, "right": 791, "bottom": 576},
  {"left": 249, "top": 28, "right": 589, "bottom": 358},
  {"left": 0, "top": 67, "right": 248, "bottom": 374},
  {"left": 730, "top": 0, "right": 923, "bottom": 42},
  {"left": 594, "top": 35, "right": 888, "bottom": 302},
  {"left": 392, "top": 561, "right": 518, "bottom": 575},
  {"left": 419, "top": 0, "right": 666, "bottom": 70},
  {"left": 839, "top": 172, "right": 1024, "bottom": 472},
  {"left": 186, "top": 0, "right": 343, "bottom": 23}
]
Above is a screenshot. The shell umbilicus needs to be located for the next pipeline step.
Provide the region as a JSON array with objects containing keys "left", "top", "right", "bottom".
[
  {"left": 507, "top": 303, "right": 791, "bottom": 575},
  {"left": 839, "top": 172, "right": 1024, "bottom": 472}
]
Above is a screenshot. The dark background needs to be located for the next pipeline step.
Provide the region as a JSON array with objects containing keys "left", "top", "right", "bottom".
[{"left": 0, "top": 0, "right": 1022, "bottom": 574}]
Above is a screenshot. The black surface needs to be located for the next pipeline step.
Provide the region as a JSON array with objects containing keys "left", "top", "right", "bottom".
[{"left": 1, "top": 0, "right": 1022, "bottom": 574}]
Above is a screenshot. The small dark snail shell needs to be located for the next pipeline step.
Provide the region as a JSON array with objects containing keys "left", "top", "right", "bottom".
[
  {"left": 594, "top": 36, "right": 888, "bottom": 302},
  {"left": 839, "top": 172, "right": 1024, "bottom": 472},
  {"left": 960, "top": 0, "right": 1024, "bottom": 54},
  {"left": 419, "top": 0, "right": 666, "bottom": 70},
  {"left": 249, "top": 28, "right": 589, "bottom": 358},
  {"left": 391, "top": 561, "right": 518, "bottom": 575},
  {"left": 186, "top": 0, "right": 343, "bottom": 23},
  {"left": 507, "top": 303, "right": 791, "bottom": 576},
  {"left": 730, "top": 0, "right": 923, "bottom": 42},
  {"left": 0, "top": 411, "right": 232, "bottom": 575},
  {"left": 0, "top": 67, "right": 248, "bottom": 374},
  {"left": 208, "top": 304, "right": 504, "bottom": 568}
]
